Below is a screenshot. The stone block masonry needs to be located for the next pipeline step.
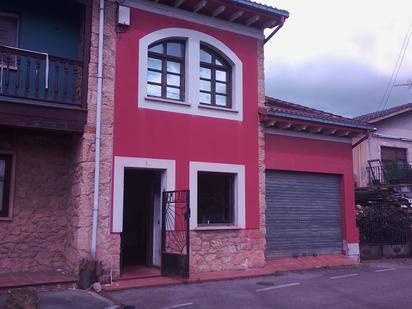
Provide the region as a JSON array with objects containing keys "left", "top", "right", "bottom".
[
  {"left": 65, "top": 0, "right": 120, "bottom": 279},
  {"left": 190, "top": 229, "right": 266, "bottom": 273},
  {"left": 0, "top": 130, "right": 76, "bottom": 273}
]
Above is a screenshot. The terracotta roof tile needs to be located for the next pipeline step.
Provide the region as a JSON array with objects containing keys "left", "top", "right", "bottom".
[
  {"left": 265, "top": 96, "right": 370, "bottom": 128},
  {"left": 354, "top": 102, "right": 412, "bottom": 123}
]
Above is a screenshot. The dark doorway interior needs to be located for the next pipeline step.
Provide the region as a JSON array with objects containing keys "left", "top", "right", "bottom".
[{"left": 121, "top": 169, "right": 161, "bottom": 272}]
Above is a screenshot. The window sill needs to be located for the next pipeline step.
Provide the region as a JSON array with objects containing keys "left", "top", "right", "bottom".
[
  {"left": 0, "top": 216, "right": 12, "bottom": 221},
  {"left": 194, "top": 225, "right": 242, "bottom": 231},
  {"left": 144, "top": 96, "right": 191, "bottom": 106},
  {"left": 198, "top": 104, "right": 239, "bottom": 113}
]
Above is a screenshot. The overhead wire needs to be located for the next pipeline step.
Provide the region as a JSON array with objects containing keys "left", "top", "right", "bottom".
[{"left": 378, "top": 21, "right": 412, "bottom": 111}]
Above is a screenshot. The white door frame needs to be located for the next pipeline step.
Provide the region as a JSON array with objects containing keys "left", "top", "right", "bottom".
[{"left": 112, "top": 156, "right": 176, "bottom": 266}]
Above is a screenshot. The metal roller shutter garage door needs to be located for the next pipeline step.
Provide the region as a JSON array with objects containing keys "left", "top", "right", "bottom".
[{"left": 266, "top": 170, "right": 342, "bottom": 259}]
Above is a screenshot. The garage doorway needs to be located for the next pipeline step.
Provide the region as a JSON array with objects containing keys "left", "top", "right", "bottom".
[
  {"left": 121, "top": 169, "right": 161, "bottom": 276},
  {"left": 265, "top": 170, "right": 342, "bottom": 258}
]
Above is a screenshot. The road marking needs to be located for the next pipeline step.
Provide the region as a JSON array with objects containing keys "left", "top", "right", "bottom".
[
  {"left": 329, "top": 273, "right": 358, "bottom": 280},
  {"left": 374, "top": 268, "right": 396, "bottom": 273},
  {"left": 256, "top": 282, "right": 301, "bottom": 292},
  {"left": 161, "top": 303, "right": 193, "bottom": 309}
]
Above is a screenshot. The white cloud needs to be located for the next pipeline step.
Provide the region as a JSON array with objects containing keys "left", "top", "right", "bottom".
[{"left": 260, "top": 0, "right": 412, "bottom": 113}]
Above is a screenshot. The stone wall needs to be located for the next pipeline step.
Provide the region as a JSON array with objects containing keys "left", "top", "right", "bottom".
[
  {"left": 190, "top": 229, "right": 266, "bottom": 273},
  {"left": 65, "top": 0, "right": 120, "bottom": 278},
  {"left": 257, "top": 40, "right": 267, "bottom": 254},
  {"left": 0, "top": 130, "right": 75, "bottom": 273}
]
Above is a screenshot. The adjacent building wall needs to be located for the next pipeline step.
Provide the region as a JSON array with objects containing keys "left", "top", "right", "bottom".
[
  {"left": 266, "top": 133, "right": 359, "bottom": 256},
  {"left": 353, "top": 111, "right": 412, "bottom": 187},
  {"left": 0, "top": 130, "right": 75, "bottom": 273},
  {"left": 65, "top": 0, "right": 118, "bottom": 277}
]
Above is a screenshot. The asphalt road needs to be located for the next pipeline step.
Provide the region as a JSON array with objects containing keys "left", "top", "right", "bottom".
[
  {"left": 106, "top": 259, "right": 412, "bottom": 309},
  {"left": 2, "top": 259, "right": 412, "bottom": 309}
]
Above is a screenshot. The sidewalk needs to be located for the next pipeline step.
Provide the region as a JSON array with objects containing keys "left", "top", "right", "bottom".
[{"left": 103, "top": 254, "right": 358, "bottom": 291}]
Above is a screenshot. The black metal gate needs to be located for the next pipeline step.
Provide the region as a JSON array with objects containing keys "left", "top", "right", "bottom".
[{"left": 161, "top": 190, "right": 190, "bottom": 278}]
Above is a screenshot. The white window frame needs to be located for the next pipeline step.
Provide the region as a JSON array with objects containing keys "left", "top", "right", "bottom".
[
  {"left": 189, "top": 161, "right": 245, "bottom": 230},
  {"left": 112, "top": 156, "right": 176, "bottom": 232},
  {"left": 138, "top": 28, "right": 243, "bottom": 121}
]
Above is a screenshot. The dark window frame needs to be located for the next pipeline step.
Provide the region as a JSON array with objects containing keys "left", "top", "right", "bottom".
[
  {"left": 197, "top": 171, "right": 235, "bottom": 226},
  {"left": 199, "top": 45, "right": 232, "bottom": 109},
  {"left": 0, "top": 153, "right": 13, "bottom": 219},
  {"left": 0, "top": 12, "right": 19, "bottom": 47},
  {"left": 147, "top": 39, "right": 185, "bottom": 102},
  {"left": 0, "top": 12, "right": 19, "bottom": 68},
  {"left": 381, "top": 146, "right": 408, "bottom": 165}
]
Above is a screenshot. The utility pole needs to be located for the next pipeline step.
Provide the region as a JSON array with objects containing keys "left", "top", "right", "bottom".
[{"left": 394, "top": 79, "right": 412, "bottom": 88}]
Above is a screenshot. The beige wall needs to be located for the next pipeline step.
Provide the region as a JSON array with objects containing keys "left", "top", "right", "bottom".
[{"left": 353, "top": 111, "right": 412, "bottom": 187}]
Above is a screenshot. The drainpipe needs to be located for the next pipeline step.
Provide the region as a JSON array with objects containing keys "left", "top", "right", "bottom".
[{"left": 91, "top": 0, "right": 105, "bottom": 259}]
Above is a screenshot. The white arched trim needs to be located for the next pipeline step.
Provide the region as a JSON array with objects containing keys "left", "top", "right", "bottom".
[{"left": 138, "top": 28, "right": 243, "bottom": 121}]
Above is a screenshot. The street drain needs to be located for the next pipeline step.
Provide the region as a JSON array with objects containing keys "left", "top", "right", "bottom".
[{"left": 256, "top": 282, "right": 274, "bottom": 286}]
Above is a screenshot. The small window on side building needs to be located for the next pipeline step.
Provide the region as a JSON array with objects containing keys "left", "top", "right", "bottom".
[
  {"left": 197, "top": 172, "right": 234, "bottom": 225},
  {"left": 0, "top": 154, "right": 13, "bottom": 219},
  {"left": 0, "top": 13, "right": 18, "bottom": 47},
  {"left": 381, "top": 146, "right": 407, "bottom": 166}
]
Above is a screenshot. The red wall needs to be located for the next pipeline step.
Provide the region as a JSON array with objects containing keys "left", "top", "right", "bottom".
[
  {"left": 113, "top": 9, "right": 260, "bottom": 228},
  {"left": 265, "top": 134, "right": 359, "bottom": 243}
]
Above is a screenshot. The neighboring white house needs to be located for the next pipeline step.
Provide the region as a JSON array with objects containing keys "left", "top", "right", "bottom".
[{"left": 353, "top": 102, "right": 412, "bottom": 188}]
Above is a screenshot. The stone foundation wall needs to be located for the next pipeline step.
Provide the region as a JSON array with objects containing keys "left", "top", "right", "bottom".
[
  {"left": 0, "top": 130, "right": 75, "bottom": 273},
  {"left": 190, "top": 229, "right": 265, "bottom": 273}
]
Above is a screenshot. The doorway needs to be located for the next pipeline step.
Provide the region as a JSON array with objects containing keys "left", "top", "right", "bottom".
[{"left": 121, "top": 168, "right": 161, "bottom": 276}]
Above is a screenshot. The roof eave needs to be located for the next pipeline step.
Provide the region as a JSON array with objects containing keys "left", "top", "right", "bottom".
[
  {"left": 226, "top": 0, "right": 290, "bottom": 18},
  {"left": 367, "top": 107, "right": 412, "bottom": 124},
  {"left": 266, "top": 110, "right": 374, "bottom": 131}
]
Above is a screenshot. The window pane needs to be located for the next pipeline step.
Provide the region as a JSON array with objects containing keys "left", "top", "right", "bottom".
[
  {"left": 0, "top": 160, "right": 5, "bottom": 177},
  {"left": 0, "top": 181, "right": 3, "bottom": 211},
  {"left": 200, "top": 92, "right": 211, "bottom": 104},
  {"left": 216, "top": 82, "right": 227, "bottom": 94},
  {"left": 148, "top": 57, "right": 162, "bottom": 70},
  {"left": 147, "top": 70, "right": 161, "bottom": 83},
  {"left": 216, "top": 70, "right": 227, "bottom": 82},
  {"left": 0, "top": 160, "right": 4, "bottom": 212},
  {"left": 215, "top": 58, "right": 223, "bottom": 66},
  {"left": 147, "top": 84, "right": 161, "bottom": 97},
  {"left": 167, "top": 74, "right": 180, "bottom": 87},
  {"left": 200, "top": 49, "right": 212, "bottom": 63},
  {"left": 216, "top": 95, "right": 227, "bottom": 106},
  {"left": 148, "top": 43, "right": 163, "bottom": 54},
  {"left": 200, "top": 79, "right": 211, "bottom": 92},
  {"left": 167, "top": 61, "right": 180, "bottom": 74},
  {"left": 166, "top": 87, "right": 180, "bottom": 100},
  {"left": 0, "top": 15, "right": 18, "bottom": 46},
  {"left": 167, "top": 42, "right": 184, "bottom": 57},
  {"left": 200, "top": 67, "right": 211, "bottom": 79},
  {"left": 197, "top": 172, "right": 234, "bottom": 224}
]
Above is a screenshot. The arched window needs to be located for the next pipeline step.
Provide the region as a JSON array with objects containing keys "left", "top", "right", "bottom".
[
  {"left": 199, "top": 45, "right": 232, "bottom": 108},
  {"left": 147, "top": 39, "right": 185, "bottom": 101}
]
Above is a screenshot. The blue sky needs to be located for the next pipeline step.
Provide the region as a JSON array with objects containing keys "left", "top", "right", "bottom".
[{"left": 261, "top": 0, "right": 412, "bottom": 117}]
